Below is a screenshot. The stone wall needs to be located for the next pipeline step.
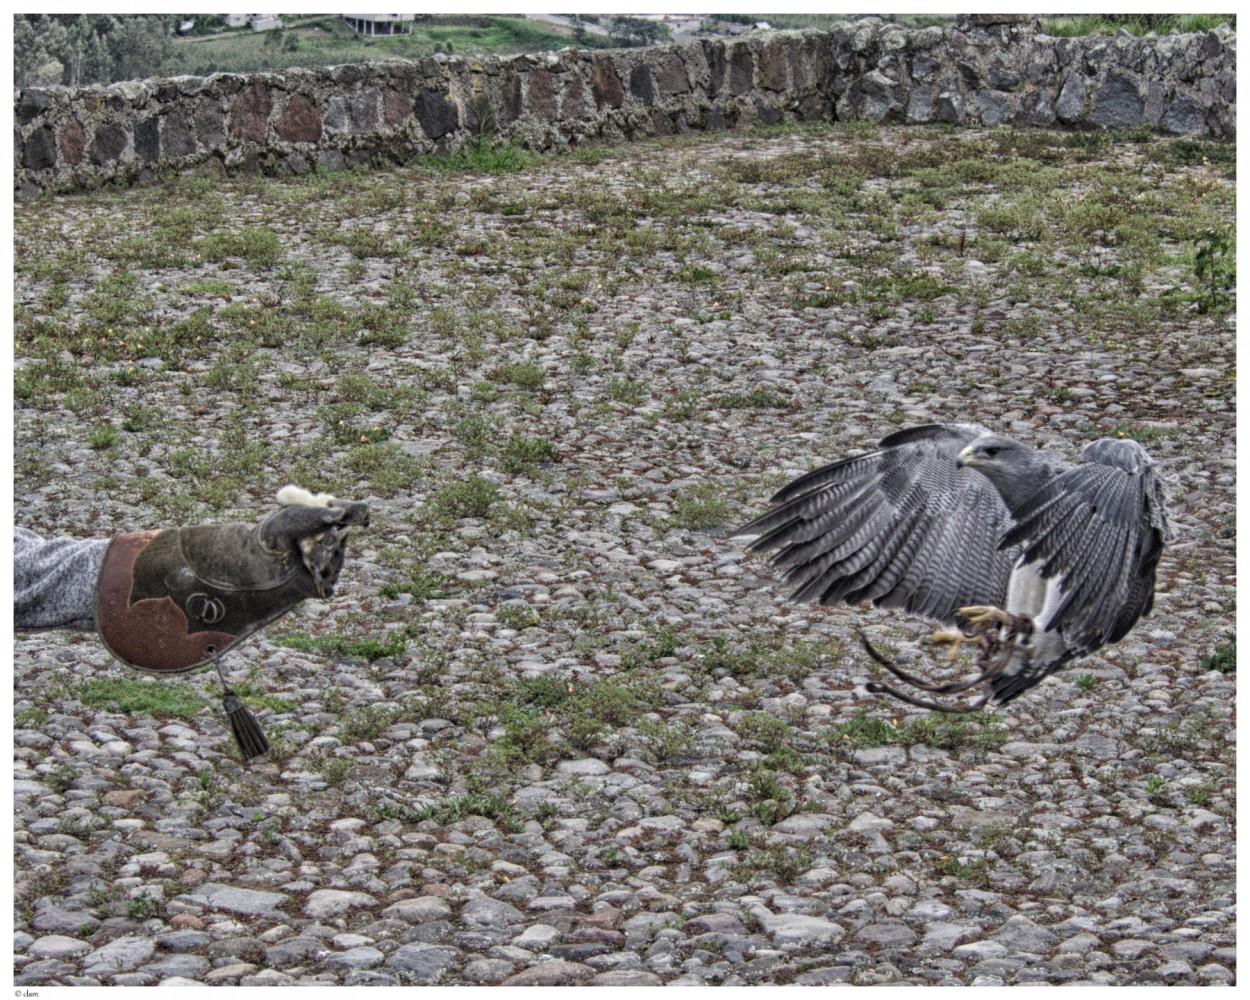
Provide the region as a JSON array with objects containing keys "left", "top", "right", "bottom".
[{"left": 14, "top": 17, "right": 1236, "bottom": 196}]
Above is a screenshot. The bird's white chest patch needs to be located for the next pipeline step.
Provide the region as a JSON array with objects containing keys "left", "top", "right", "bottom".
[{"left": 1005, "top": 559, "right": 1062, "bottom": 626}]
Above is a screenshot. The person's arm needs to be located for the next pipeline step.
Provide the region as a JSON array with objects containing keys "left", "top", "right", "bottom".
[{"left": 14, "top": 527, "right": 109, "bottom": 631}]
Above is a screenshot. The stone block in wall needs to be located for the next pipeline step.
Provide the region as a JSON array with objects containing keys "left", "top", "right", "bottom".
[
  {"left": 414, "top": 89, "right": 458, "bottom": 139},
  {"left": 500, "top": 75, "right": 524, "bottom": 125},
  {"left": 194, "top": 101, "right": 226, "bottom": 148},
  {"left": 383, "top": 89, "right": 411, "bottom": 127},
  {"left": 350, "top": 89, "right": 380, "bottom": 134},
  {"left": 1145, "top": 78, "right": 1165, "bottom": 126},
  {"left": 977, "top": 90, "right": 1009, "bottom": 126},
  {"left": 988, "top": 65, "right": 1021, "bottom": 90},
  {"left": 24, "top": 127, "right": 57, "bottom": 170},
  {"left": 1055, "top": 72, "right": 1087, "bottom": 123},
  {"left": 60, "top": 120, "right": 86, "bottom": 166},
  {"left": 528, "top": 69, "right": 557, "bottom": 119},
  {"left": 229, "top": 83, "right": 272, "bottom": 143},
  {"left": 275, "top": 94, "right": 322, "bottom": 143},
  {"left": 754, "top": 99, "right": 782, "bottom": 126},
  {"left": 135, "top": 116, "right": 160, "bottom": 162},
  {"left": 324, "top": 94, "right": 349, "bottom": 134},
  {"left": 654, "top": 52, "right": 690, "bottom": 96},
  {"left": 911, "top": 52, "right": 941, "bottom": 81},
  {"left": 859, "top": 70, "right": 901, "bottom": 121},
  {"left": 1162, "top": 95, "right": 1204, "bottom": 133},
  {"left": 728, "top": 43, "right": 754, "bottom": 96},
  {"left": 560, "top": 71, "right": 588, "bottom": 119},
  {"left": 796, "top": 94, "right": 826, "bottom": 120},
  {"left": 162, "top": 110, "right": 197, "bottom": 159},
  {"left": 629, "top": 64, "right": 654, "bottom": 103},
  {"left": 1089, "top": 70, "right": 1144, "bottom": 128},
  {"left": 590, "top": 55, "right": 625, "bottom": 109},
  {"left": 1013, "top": 90, "right": 1056, "bottom": 127},
  {"left": 89, "top": 124, "right": 129, "bottom": 165},
  {"left": 758, "top": 40, "right": 790, "bottom": 92},
  {"left": 18, "top": 90, "right": 54, "bottom": 125},
  {"left": 906, "top": 85, "right": 934, "bottom": 122},
  {"left": 316, "top": 149, "right": 347, "bottom": 172}
]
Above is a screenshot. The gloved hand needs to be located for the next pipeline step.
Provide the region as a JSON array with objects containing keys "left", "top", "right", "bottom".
[
  {"left": 259, "top": 491, "right": 371, "bottom": 599},
  {"left": 95, "top": 488, "right": 369, "bottom": 674}
]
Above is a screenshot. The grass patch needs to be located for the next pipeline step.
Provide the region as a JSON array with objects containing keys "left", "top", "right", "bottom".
[
  {"left": 733, "top": 843, "right": 812, "bottom": 883},
  {"left": 412, "top": 793, "right": 521, "bottom": 830},
  {"left": 429, "top": 139, "right": 544, "bottom": 175},
  {"left": 272, "top": 630, "right": 408, "bottom": 662},
  {"left": 338, "top": 702, "right": 409, "bottom": 741},
  {"left": 501, "top": 435, "right": 558, "bottom": 474},
  {"left": 734, "top": 712, "right": 793, "bottom": 752},
  {"left": 425, "top": 475, "right": 500, "bottom": 521},
  {"left": 670, "top": 482, "right": 733, "bottom": 530},
  {"left": 1200, "top": 636, "right": 1235, "bottom": 673},
  {"left": 195, "top": 226, "right": 284, "bottom": 268},
  {"left": 379, "top": 571, "right": 458, "bottom": 601},
  {"left": 635, "top": 716, "right": 696, "bottom": 761},
  {"left": 78, "top": 678, "right": 210, "bottom": 718},
  {"left": 827, "top": 710, "right": 1006, "bottom": 753},
  {"left": 936, "top": 856, "right": 988, "bottom": 883},
  {"left": 716, "top": 385, "right": 799, "bottom": 411},
  {"left": 1043, "top": 13, "right": 1234, "bottom": 36}
]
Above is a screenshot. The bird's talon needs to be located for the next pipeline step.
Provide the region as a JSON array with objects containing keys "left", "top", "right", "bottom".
[
  {"left": 958, "top": 605, "right": 1013, "bottom": 630},
  {"left": 924, "top": 628, "right": 972, "bottom": 662}
]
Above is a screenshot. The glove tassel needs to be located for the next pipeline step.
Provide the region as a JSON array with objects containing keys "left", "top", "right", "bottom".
[{"left": 222, "top": 687, "right": 270, "bottom": 761}]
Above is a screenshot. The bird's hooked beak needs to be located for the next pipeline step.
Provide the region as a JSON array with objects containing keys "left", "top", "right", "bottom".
[{"left": 956, "top": 445, "right": 982, "bottom": 468}]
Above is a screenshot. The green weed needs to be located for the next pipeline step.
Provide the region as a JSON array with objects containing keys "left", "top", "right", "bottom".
[
  {"left": 78, "top": 678, "right": 210, "bottom": 718},
  {"left": 670, "top": 483, "right": 733, "bottom": 530},
  {"left": 425, "top": 476, "right": 500, "bottom": 521}
]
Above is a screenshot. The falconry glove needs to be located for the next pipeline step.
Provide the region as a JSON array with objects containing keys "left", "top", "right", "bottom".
[{"left": 94, "top": 487, "right": 369, "bottom": 760}]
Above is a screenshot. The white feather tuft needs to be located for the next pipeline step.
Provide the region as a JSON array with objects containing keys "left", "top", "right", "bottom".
[{"left": 276, "top": 484, "right": 337, "bottom": 508}]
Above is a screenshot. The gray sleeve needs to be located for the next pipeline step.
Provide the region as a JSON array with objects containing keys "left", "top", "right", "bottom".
[{"left": 13, "top": 527, "right": 110, "bottom": 631}]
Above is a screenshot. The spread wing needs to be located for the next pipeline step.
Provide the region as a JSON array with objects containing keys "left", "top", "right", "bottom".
[
  {"left": 999, "top": 437, "right": 1169, "bottom": 654},
  {"left": 735, "top": 423, "right": 1021, "bottom": 624}
]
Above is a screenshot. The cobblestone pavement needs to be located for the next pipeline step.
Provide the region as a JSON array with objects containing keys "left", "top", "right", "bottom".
[{"left": 13, "top": 124, "right": 1235, "bottom": 986}]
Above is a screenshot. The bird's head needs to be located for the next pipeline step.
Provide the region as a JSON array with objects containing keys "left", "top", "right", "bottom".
[{"left": 957, "top": 434, "right": 1024, "bottom": 471}]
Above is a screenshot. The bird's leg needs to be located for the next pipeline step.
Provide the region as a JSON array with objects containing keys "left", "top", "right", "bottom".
[
  {"left": 958, "top": 605, "right": 1016, "bottom": 632},
  {"left": 860, "top": 608, "right": 1038, "bottom": 713},
  {"left": 863, "top": 678, "right": 991, "bottom": 714},
  {"left": 923, "top": 628, "right": 974, "bottom": 663},
  {"left": 859, "top": 633, "right": 998, "bottom": 696}
]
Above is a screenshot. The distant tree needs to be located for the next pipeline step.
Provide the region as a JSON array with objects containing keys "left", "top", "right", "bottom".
[
  {"left": 190, "top": 15, "right": 221, "bottom": 36},
  {"left": 608, "top": 15, "right": 670, "bottom": 47},
  {"left": 13, "top": 13, "right": 179, "bottom": 88},
  {"left": 109, "top": 15, "right": 179, "bottom": 82}
]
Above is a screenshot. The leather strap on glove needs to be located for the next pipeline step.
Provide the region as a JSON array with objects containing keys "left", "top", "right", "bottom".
[{"left": 95, "top": 490, "right": 369, "bottom": 674}]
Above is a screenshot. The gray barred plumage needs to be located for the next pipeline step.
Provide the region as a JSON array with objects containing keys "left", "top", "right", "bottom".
[{"left": 735, "top": 424, "right": 1170, "bottom": 708}]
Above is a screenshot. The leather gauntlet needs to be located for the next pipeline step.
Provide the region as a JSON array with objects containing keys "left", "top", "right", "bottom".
[{"left": 95, "top": 495, "right": 368, "bottom": 674}]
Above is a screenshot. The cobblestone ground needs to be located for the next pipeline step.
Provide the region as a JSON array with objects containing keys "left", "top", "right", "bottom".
[{"left": 13, "top": 124, "right": 1235, "bottom": 986}]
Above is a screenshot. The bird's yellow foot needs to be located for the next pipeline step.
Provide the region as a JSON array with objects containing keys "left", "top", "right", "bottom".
[
  {"left": 958, "top": 605, "right": 1014, "bottom": 631},
  {"left": 923, "top": 629, "right": 972, "bottom": 662}
]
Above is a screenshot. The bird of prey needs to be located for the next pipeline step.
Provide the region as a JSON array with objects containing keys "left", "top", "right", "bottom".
[{"left": 735, "top": 423, "right": 1170, "bottom": 711}]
